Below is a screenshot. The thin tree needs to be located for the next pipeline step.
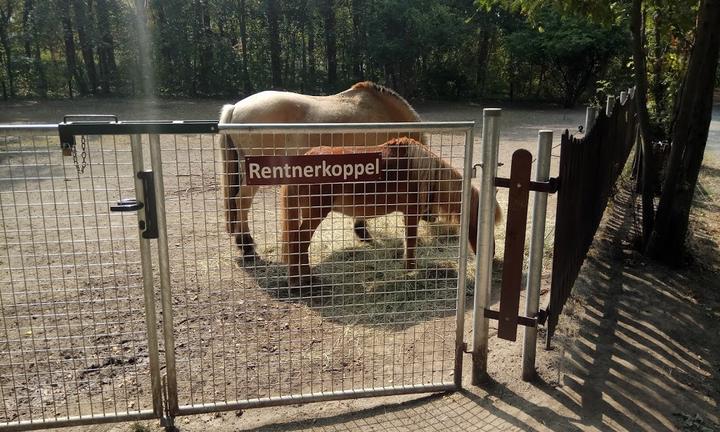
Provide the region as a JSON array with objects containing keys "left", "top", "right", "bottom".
[
  {"left": 266, "top": 0, "right": 282, "bottom": 88},
  {"left": 0, "top": 0, "right": 15, "bottom": 99},
  {"left": 73, "top": 0, "right": 99, "bottom": 93},
  {"left": 239, "top": 0, "right": 252, "bottom": 93},
  {"left": 59, "top": 0, "right": 89, "bottom": 96},
  {"left": 95, "top": 0, "right": 118, "bottom": 93},
  {"left": 647, "top": 0, "right": 720, "bottom": 263},
  {"left": 320, "top": 0, "right": 336, "bottom": 90},
  {"left": 22, "top": 0, "right": 48, "bottom": 97}
]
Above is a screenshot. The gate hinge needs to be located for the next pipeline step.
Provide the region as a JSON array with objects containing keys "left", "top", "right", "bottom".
[
  {"left": 472, "top": 162, "right": 504, "bottom": 177},
  {"left": 495, "top": 176, "right": 560, "bottom": 193}
]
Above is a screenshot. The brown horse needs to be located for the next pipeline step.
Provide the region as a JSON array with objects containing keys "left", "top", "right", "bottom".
[
  {"left": 220, "top": 82, "right": 422, "bottom": 259},
  {"left": 280, "top": 137, "right": 502, "bottom": 287}
]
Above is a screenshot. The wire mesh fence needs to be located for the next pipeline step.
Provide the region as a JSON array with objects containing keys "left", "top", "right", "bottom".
[
  {"left": 0, "top": 130, "right": 156, "bottom": 428},
  {"left": 163, "top": 125, "right": 474, "bottom": 412},
  {"left": 1, "top": 122, "right": 476, "bottom": 427}
]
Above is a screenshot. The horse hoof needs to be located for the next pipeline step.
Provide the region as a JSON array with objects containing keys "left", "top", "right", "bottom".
[{"left": 235, "top": 233, "right": 257, "bottom": 258}]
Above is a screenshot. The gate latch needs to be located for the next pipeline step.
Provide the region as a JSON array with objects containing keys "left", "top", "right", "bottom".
[
  {"left": 109, "top": 171, "right": 159, "bottom": 239},
  {"left": 110, "top": 198, "right": 143, "bottom": 212}
]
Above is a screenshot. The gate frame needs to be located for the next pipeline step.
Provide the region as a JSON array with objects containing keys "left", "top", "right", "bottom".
[
  {"left": 168, "top": 121, "right": 476, "bottom": 418},
  {"left": 0, "top": 120, "right": 482, "bottom": 430}
]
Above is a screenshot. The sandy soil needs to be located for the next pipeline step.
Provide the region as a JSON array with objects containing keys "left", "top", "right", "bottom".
[{"left": 1, "top": 99, "right": 718, "bottom": 432}]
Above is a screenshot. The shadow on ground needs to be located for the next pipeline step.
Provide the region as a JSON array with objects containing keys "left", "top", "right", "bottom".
[
  {"left": 209, "top": 180, "right": 720, "bottom": 432},
  {"left": 240, "top": 239, "right": 505, "bottom": 330}
]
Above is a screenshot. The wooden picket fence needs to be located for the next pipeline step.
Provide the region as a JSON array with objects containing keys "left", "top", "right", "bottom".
[{"left": 546, "top": 94, "right": 638, "bottom": 342}]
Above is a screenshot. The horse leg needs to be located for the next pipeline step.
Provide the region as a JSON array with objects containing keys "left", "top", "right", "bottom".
[
  {"left": 419, "top": 212, "right": 437, "bottom": 223},
  {"left": 282, "top": 185, "right": 302, "bottom": 282},
  {"left": 404, "top": 214, "right": 420, "bottom": 270},
  {"left": 353, "top": 219, "right": 374, "bottom": 243},
  {"left": 289, "top": 204, "right": 329, "bottom": 288},
  {"left": 234, "top": 184, "right": 259, "bottom": 259}
]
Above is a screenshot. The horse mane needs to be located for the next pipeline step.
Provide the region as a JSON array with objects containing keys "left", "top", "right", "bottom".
[
  {"left": 348, "top": 81, "right": 421, "bottom": 121},
  {"left": 386, "top": 138, "right": 463, "bottom": 224}
]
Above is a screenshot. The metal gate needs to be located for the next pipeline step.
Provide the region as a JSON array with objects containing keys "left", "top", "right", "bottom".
[
  {"left": 0, "top": 124, "right": 163, "bottom": 430},
  {"left": 1, "top": 120, "right": 479, "bottom": 429}
]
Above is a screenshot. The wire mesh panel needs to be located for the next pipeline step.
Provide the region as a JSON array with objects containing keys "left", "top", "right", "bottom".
[
  {"left": 160, "top": 124, "right": 474, "bottom": 414},
  {"left": 0, "top": 129, "right": 156, "bottom": 428}
]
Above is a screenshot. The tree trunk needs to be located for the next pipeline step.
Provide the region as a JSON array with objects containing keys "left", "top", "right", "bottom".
[
  {"left": 307, "top": 4, "right": 316, "bottom": 90},
  {"left": 73, "top": 0, "right": 99, "bottom": 93},
  {"left": 195, "top": 0, "right": 213, "bottom": 95},
  {"left": 265, "top": 0, "right": 282, "bottom": 88},
  {"left": 60, "top": 0, "right": 89, "bottom": 96},
  {"left": 647, "top": 0, "right": 720, "bottom": 264},
  {"left": 321, "top": 0, "right": 336, "bottom": 90},
  {"left": 239, "top": 0, "right": 252, "bottom": 94},
  {"left": 95, "top": 0, "right": 118, "bottom": 93},
  {"left": 22, "top": 0, "right": 32, "bottom": 58},
  {"left": 0, "top": 1, "right": 15, "bottom": 98},
  {"left": 22, "top": 0, "right": 47, "bottom": 97},
  {"left": 651, "top": 11, "right": 666, "bottom": 129},
  {"left": 351, "top": 0, "right": 364, "bottom": 82},
  {"left": 475, "top": 26, "right": 492, "bottom": 96},
  {"left": 631, "top": 0, "right": 656, "bottom": 247}
]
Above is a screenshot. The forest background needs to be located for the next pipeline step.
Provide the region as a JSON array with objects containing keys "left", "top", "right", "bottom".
[
  {"left": 2, "top": 0, "right": 720, "bottom": 262},
  {"left": 1, "top": 0, "right": 705, "bottom": 110}
]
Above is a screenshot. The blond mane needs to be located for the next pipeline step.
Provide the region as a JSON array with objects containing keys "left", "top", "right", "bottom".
[{"left": 348, "top": 81, "right": 421, "bottom": 122}]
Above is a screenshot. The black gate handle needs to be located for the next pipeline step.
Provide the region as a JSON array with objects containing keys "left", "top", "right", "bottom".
[
  {"left": 108, "top": 171, "right": 158, "bottom": 239},
  {"left": 110, "top": 198, "right": 143, "bottom": 212}
]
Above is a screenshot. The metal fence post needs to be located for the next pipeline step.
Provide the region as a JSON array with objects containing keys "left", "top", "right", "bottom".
[
  {"left": 585, "top": 106, "right": 599, "bottom": 134},
  {"left": 130, "top": 134, "right": 164, "bottom": 417},
  {"left": 471, "top": 108, "right": 501, "bottom": 385},
  {"left": 521, "top": 130, "right": 552, "bottom": 381},
  {"left": 455, "top": 127, "right": 475, "bottom": 387},
  {"left": 606, "top": 96, "right": 616, "bottom": 116},
  {"left": 148, "top": 134, "right": 179, "bottom": 418}
]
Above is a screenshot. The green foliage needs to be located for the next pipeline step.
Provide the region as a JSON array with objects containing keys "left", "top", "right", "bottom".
[
  {"left": 497, "top": 6, "right": 627, "bottom": 106},
  {"left": 0, "top": 0, "right": 635, "bottom": 103}
]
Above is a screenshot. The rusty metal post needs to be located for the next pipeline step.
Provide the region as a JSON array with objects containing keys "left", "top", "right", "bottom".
[
  {"left": 521, "top": 130, "right": 552, "bottom": 381},
  {"left": 471, "top": 108, "right": 501, "bottom": 385}
]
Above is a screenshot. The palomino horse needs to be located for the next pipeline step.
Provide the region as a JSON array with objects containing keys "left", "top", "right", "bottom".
[
  {"left": 220, "top": 81, "right": 422, "bottom": 259},
  {"left": 280, "top": 137, "right": 502, "bottom": 287}
]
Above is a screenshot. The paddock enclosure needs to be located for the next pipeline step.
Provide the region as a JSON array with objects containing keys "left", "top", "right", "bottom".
[
  {"left": 0, "top": 98, "right": 637, "bottom": 430},
  {"left": 0, "top": 121, "right": 487, "bottom": 430}
]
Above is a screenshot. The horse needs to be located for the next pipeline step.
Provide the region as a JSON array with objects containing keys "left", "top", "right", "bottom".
[
  {"left": 219, "top": 81, "right": 422, "bottom": 260},
  {"left": 280, "top": 137, "right": 502, "bottom": 288}
]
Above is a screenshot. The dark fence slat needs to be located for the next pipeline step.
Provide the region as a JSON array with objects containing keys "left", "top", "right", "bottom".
[{"left": 546, "top": 96, "right": 638, "bottom": 344}]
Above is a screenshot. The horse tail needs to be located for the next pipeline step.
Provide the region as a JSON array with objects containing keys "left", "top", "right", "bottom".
[
  {"left": 494, "top": 192, "right": 503, "bottom": 226},
  {"left": 280, "top": 185, "right": 299, "bottom": 264},
  {"left": 220, "top": 104, "right": 241, "bottom": 234}
]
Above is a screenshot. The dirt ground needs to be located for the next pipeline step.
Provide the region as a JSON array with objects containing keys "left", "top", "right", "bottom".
[
  {"left": 120, "top": 158, "right": 719, "bottom": 432},
  {"left": 1, "top": 99, "right": 719, "bottom": 431}
]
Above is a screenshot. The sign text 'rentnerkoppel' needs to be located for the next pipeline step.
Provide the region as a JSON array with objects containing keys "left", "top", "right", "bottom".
[{"left": 244, "top": 153, "right": 383, "bottom": 185}]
